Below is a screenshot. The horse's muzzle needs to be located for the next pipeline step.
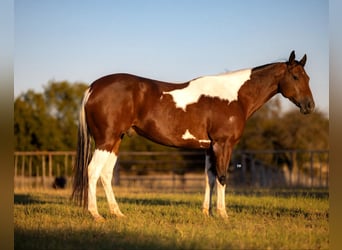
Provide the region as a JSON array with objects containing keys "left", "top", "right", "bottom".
[{"left": 300, "top": 98, "right": 315, "bottom": 114}]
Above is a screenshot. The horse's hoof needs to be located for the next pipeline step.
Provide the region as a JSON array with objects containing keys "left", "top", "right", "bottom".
[
  {"left": 217, "top": 208, "right": 228, "bottom": 219},
  {"left": 114, "top": 212, "right": 126, "bottom": 218},
  {"left": 93, "top": 214, "right": 105, "bottom": 222},
  {"left": 203, "top": 208, "right": 210, "bottom": 216},
  {"left": 111, "top": 208, "right": 126, "bottom": 218},
  {"left": 203, "top": 208, "right": 213, "bottom": 217}
]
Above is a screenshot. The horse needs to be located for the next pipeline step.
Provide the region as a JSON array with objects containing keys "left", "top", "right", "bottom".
[{"left": 71, "top": 51, "right": 314, "bottom": 221}]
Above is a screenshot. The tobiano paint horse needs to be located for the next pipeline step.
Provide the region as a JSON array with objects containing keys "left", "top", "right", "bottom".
[{"left": 72, "top": 51, "right": 314, "bottom": 221}]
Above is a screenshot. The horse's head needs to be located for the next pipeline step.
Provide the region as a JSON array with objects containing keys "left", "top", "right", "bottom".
[{"left": 279, "top": 51, "right": 315, "bottom": 114}]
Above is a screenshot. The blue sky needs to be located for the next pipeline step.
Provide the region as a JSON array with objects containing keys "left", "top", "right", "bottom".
[{"left": 14, "top": 0, "right": 329, "bottom": 114}]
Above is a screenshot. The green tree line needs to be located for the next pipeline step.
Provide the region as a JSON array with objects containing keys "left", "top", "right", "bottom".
[{"left": 14, "top": 81, "right": 329, "bottom": 152}]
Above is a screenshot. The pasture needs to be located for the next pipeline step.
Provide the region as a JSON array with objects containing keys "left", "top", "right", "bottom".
[{"left": 14, "top": 188, "right": 328, "bottom": 250}]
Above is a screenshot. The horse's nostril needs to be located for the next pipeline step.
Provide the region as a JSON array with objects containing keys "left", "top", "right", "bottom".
[
  {"left": 308, "top": 101, "right": 315, "bottom": 111},
  {"left": 300, "top": 99, "right": 315, "bottom": 114}
]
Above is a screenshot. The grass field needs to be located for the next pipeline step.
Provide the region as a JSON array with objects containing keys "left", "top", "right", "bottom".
[{"left": 14, "top": 187, "right": 328, "bottom": 250}]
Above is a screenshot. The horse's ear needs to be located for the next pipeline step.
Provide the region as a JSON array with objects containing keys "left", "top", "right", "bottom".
[
  {"left": 289, "top": 50, "right": 296, "bottom": 64},
  {"left": 299, "top": 54, "right": 307, "bottom": 67}
]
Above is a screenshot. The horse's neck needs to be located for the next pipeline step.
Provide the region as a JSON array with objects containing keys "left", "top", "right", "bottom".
[{"left": 239, "top": 63, "right": 286, "bottom": 119}]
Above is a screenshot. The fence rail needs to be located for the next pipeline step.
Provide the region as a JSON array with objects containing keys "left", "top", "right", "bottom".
[{"left": 14, "top": 149, "right": 329, "bottom": 190}]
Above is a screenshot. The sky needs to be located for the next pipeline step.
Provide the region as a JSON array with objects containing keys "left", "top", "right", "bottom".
[{"left": 14, "top": 0, "right": 329, "bottom": 114}]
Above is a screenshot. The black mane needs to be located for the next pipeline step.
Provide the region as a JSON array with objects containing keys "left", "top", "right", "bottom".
[{"left": 252, "top": 63, "right": 279, "bottom": 72}]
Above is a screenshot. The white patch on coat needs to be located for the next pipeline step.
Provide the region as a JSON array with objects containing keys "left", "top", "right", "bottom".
[
  {"left": 181, "top": 129, "right": 211, "bottom": 147},
  {"left": 199, "top": 139, "right": 211, "bottom": 144},
  {"left": 163, "top": 69, "right": 251, "bottom": 111},
  {"left": 182, "top": 129, "right": 196, "bottom": 140}
]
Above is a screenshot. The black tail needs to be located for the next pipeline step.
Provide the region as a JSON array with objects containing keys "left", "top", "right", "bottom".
[{"left": 71, "top": 88, "right": 92, "bottom": 208}]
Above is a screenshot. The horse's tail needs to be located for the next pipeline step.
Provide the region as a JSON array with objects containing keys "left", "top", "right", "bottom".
[{"left": 71, "top": 88, "right": 92, "bottom": 208}]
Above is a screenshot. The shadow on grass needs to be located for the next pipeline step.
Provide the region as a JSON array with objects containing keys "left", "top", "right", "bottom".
[
  {"left": 230, "top": 188, "right": 329, "bottom": 199},
  {"left": 14, "top": 194, "right": 67, "bottom": 206},
  {"left": 14, "top": 194, "right": 47, "bottom": 205},
  {"left": 118, "top": 196, "right": 196, "bottom": 207},
  {"left": 228, "top": 203, "right": 328, "bottom": 219},
  {"left": 14, "top": 223, "right": 220, "bottom": 250},
  {"left": 14, "top": 229, "right": 187, "bottom": 250}
]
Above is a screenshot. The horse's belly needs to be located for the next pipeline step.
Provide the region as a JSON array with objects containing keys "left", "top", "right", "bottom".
[{"left": 133, "top": 123, "right": 211, "bottom": 149}]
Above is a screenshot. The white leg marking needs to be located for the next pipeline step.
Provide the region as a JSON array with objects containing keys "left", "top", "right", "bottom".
[
  {"left": 203, "top": 153, "right": 216, "bottom": 216},
  {"left": 216, "top": 178, "right": 228, "bottom": 218},
  {"left": 100, "top": 153, "right": 125, "bottom": 217},
  {"left": 88, "top": 149, "right": 111, "bottom": 220}
]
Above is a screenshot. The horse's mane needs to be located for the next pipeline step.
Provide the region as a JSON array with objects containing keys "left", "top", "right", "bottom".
[{"left": 252, "top": 62, "right": 280, "bottom": 72}]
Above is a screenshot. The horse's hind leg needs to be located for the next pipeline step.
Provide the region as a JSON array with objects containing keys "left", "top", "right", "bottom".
[
  {"left": 100, "top": 151, "right": 125, "bottom": 217},
  {"left": 88, "top": 149, "right": 112, "bottom": 221}
]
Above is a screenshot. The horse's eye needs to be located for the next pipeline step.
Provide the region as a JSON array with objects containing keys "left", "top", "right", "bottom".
[{"left": 293, "top": 75, "right": 299, "bottom": 80}]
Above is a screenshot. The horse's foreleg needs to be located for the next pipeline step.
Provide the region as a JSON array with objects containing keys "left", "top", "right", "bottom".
[
  {"left": 203, "top": 152, "right": 216, "bottom": 216},
  {"left": 100, "top": 152, "right": 125, "bottom": 218},
  {"left": 212, "top": 141, "right": 232, "bottom": 219},
  {"left": 88, "top": 149, "right": 111, "bottom": 221},
  {"left": 216, "top": 178, "right": 228, "bottom": 218}
]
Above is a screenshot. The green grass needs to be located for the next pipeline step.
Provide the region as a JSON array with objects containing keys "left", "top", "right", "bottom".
[{"left": 14, "top": 188, "right": 328, "bottom": 250}]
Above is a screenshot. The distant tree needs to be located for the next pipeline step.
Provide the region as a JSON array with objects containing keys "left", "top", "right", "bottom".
[
  {"left": 14, "top": 81, "right": 88, "bottom": 151},
  {"left": 280, "top": 109, "right": 329, "bottom": 150},
  {"left": 43, "top": 81, "right": 88, "bottom": 149},
  {"left": 236, "top": 97, "right": 329, "bottom": 151},
  {"left": 14, "top": 90, "right": 63, "bottom": 150},
  {"left": 236, "top": 97, "right": 284, "bottom": 150}
]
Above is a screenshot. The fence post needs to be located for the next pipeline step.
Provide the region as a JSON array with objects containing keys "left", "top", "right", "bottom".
[
  {"left": 250, "top": 157, "right": 255, "bottom": 186},
  {"left": 310, "top": 151, "right": 314, "bottom": 187},
  {"left": 295, "top": 152, "right": 300, "bottom": 187},
  {"left": 289, "top": 151, "right": 294, "bottom": 187},
  {"left": 49, "top": 153, "right": 52, "bottom": 180},
  {"left": 57, "top": 164, "right": 60, "bottom": 178},
  {"left": 35, "top": 164, "right": 39, "bottom": 189},
  {"left": 21, "top": 155, "right": 25, "bottom": 188},
  {"left": 29, "top": 156, "right": 32, "bottom": 188},
  {"left": 71, "top": 155, "right": 75, "bottom": 177},
  {"left": 64, "top": 154, "right": 68, "bottom": 176},
  {"left": 326, "top": 153, "right": 329, "bottom": 187},
  {"left": 241, "top": 154, "right": 246, "bottom": 185},
  {"left": 14, "top": 154, "right": 18, "bottom": 189},
  {"left": 42, "top": 155, "right": 46, "bottom": 188},
  {"left": 319, "top": 161, "right": 322, "bottom": 187}
]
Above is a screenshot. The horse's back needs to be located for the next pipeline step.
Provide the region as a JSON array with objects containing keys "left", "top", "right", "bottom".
[
  {"left": 85, "top": 73, "right": 174, "bottom": 137},
  {"left": 89, "top": 73, "right": 143, "bottom": 94}
]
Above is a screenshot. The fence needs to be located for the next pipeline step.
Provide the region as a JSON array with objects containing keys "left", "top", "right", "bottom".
[{"left": 14, "top": 150, "right": 329, "bottom": 190}]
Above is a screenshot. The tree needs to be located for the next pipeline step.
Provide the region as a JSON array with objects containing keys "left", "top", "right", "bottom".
[
  {"left": 236, "top": 97, "right": 329, "bottom": 151},
  {"left": 43, "top": 81, "right": 88, "bottom": 149},
  {"left": 14, "top": 81, "right": 88, "bottom": 151},
  {"left": 280, "top": 109, "right": 329, "bottom": 150},
  {"left": 236, "top": 97, "right": 284, "bottom": 150},
  {"left": 14, "top": 90, "right": 63, "bottom": 150}
]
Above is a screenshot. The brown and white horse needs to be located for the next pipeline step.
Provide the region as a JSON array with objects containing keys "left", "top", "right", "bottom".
[{"left": 72, "top": 51, "right": 314, "bottom": 220}]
